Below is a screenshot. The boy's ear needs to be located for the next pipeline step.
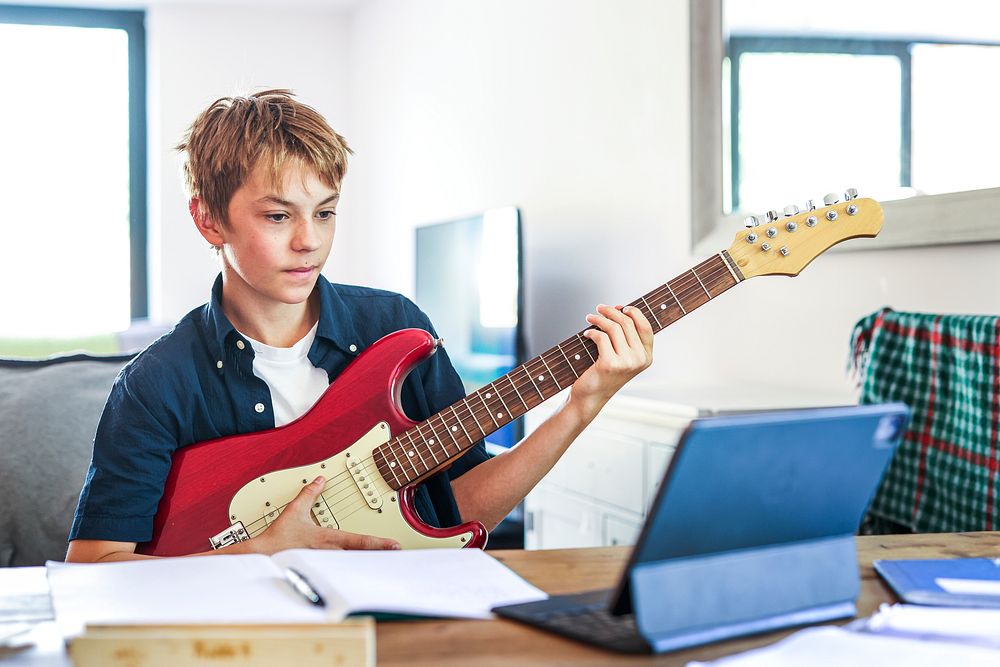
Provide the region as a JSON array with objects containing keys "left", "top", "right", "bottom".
[{"left": 189, "top": 197, "right": 225, "bottom": 247}]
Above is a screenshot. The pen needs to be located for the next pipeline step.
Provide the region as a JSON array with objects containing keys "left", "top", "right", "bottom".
[{"left": 284, "top": 567, "right": 326, "bottom": 608}]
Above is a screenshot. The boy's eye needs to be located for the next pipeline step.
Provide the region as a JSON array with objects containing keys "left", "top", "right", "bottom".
[
  {"left": 316, "top": 210, "right": 337, "bottom": 221},
  {"left": 265, "top": 213, "right": 289, "bottom": 223}
]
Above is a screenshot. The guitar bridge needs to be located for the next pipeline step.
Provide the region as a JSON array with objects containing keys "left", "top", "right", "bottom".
[{"left": 208, "top": 522, "right": 249, "bottom": 549}]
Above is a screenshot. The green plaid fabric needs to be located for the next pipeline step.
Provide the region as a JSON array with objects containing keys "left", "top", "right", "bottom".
[{"left": 851, "top": 308, "right": 1000, "bottom": 533}]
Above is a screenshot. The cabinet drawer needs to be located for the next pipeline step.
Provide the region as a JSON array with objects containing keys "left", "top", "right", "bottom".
[
  {"left": 604, "top": 514, "right": 641, "bottom": 547},
  {"left": 544, "top": 429, "right": 645, "bottom": 514},
  {"left": 525, "top": 488, "right": 603, "bottom": 550}
]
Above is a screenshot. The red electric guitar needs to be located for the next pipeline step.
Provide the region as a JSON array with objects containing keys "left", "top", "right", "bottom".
[{"left": 138, "top": 193, "right": 884, "bottom": 556}]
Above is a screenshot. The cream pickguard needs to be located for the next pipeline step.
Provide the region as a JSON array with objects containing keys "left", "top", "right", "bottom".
[{"left": 227, "top": 422, "right": 475, "bottom": 549}]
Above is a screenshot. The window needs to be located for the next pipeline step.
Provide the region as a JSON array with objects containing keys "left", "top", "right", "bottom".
[
  {"left": 692, "top": 0, "right": 1000, "bottom": 252},
  {"left": 0, "top": 6, "right": 145, "bottom": 338}
]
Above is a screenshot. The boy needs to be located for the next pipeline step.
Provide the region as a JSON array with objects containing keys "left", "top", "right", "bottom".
[{"left": 66, "top": 89, "right": 653, "bottom": 562}]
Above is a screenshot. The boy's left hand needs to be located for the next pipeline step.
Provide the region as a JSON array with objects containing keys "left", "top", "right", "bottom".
[{"left": 572, "top": 303, "right": 654, "bottom": 416}]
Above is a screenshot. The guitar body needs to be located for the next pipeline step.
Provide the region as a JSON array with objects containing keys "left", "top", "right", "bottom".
[{"left": 138, "top": 328, "right": 486, "bottom": 557}]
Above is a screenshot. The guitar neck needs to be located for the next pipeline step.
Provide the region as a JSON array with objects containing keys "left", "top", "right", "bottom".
[{"left": 374, "top": 251, "right": 744, "bottom": 489}]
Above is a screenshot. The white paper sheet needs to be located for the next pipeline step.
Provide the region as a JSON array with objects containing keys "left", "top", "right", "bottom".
[
  {"left": 46, "top": 555, "right": 328, "bottom": 638},
  {"left": 274, "top": 547, "right": 548, "bottom": 620},
  {"left": 937, "top": 577, "right": 1000, "bottom": 596},
  {"left": 866, "top": 603, "right": 1000, "bottom": 648},
  {"left": 686, "top": 626, "right": 1000, "bottom": 666}
]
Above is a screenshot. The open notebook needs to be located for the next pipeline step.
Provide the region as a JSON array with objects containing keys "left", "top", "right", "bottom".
[{"left": 47, "top": 548, "right": 546, "bottom": 637}]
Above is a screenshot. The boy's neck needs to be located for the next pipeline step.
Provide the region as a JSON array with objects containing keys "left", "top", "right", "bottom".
[{"left": 220, "top": 279, "right": 321, "bottom": 349}]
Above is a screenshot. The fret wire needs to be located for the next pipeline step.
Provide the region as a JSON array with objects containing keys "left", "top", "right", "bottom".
[
  {"left": 576, "top": 333, "right": 596, "bottom": 362},
  {"left": 664, "top": 282, "right": 687, "bottom": 314},
  {"left": 438, "top": 412, "right": 462, "bottom": 453},
  {"left": 538, "top": 352, "right": 562, "bottom": 391},
  {"left": 380, "top": 446, "right": 404, "bottom": 487},
  {"left": 477, "top": 391, "right": 500, "bottom": 428},
  {"left": 467, "top": 396, "right": 489, "bottom": 434},
  {"left": 451, "top": 405, "right": 475, "bottom": 444},
  {"left": 691, "top": 266, "right": 712, "bottom": 298},
  {"left": 417, "top": 427, "right": 441, "bottom": 465},
  {"left": 385, "top": 440, "right": 407, "bottom": 480},
  {"left": 556, "top": 343, "right": 580, "bottom": 379},
  {"left": 397, "top": 429, "right": 421, "bottom": 478},
  {"left": 638, "top": 296, "right": 662, "bottom": 330},
  {"left": 420, "top": 419, "right": 449, "bottom": 460},
  {"left": 565, "top": 338, "right": 592, "bottom": 373},
  {"left": 407, "top": 429, "right": 431, "bottom": 471},
  {"left": 522, "top": 362, "right": 543, "bottom": 400},
  {"left": 503, "top": 375, "right": 527, "bottom": 412}
]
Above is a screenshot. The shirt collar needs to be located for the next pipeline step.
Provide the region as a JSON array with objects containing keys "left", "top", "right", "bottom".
[
  {"left": 202, "top": 273, "right": 362, "bottom": 360},
  {"left": 314, "top": 274, "right": 364, "bottom": 356}
]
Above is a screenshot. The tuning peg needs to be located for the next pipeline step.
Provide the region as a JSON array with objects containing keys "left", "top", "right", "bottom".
[
  {"left": 845, "top": 188, "right": 858, "bottom": 200},
  {"left": 743, "top": 215, "right": 762, "bottom": 228},
  {"left": 783, "top": 204, "right": 800, "bottom": 217},
  {"left": 823, "top": 193, "right": 840, "bottom": 206},
  {"left": 767, "top": 210, "right": 780, "bottom": 223},
  {"left": 806, "top": 199, "right": 817, "bottom": 211}
]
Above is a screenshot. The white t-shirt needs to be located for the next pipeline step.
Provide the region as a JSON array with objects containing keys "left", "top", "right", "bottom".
[{"left": 241, "top": 322, "right": 330, "bottom": 427}]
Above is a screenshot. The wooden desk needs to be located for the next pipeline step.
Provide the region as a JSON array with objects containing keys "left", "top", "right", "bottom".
[
  {"left": 376, "top": 532, "right": 1000, "bottom": 666},
  {"left": 4, "top": 533, "right": 999, "bottom": 666}
]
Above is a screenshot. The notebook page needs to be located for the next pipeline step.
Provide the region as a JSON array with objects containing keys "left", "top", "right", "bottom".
[
  {"left": 46, "top": 554, "right": 330, "bottom": 637},
  {"left": 273, "top": 548, "right": 548, "bottom": 619}
]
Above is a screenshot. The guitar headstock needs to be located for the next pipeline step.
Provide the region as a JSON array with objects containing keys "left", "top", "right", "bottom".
[{"left": 726, "top": 190, "right": 883, "bottom": 279}]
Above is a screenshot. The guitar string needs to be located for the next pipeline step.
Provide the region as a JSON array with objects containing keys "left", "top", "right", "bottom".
[{"left": 228, "top": 258, "right": 743, "bottom": 538}]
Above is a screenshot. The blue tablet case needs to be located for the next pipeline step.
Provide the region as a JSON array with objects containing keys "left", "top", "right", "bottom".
[
  {"left": 614, "top": 403, "right": 911, "bottom": 652},
  {"left": 874, "top": 558, "right": 1000, "bottom": 608},
  {"left": 494, "top": 403, "right": 910, "bottom": 653}
]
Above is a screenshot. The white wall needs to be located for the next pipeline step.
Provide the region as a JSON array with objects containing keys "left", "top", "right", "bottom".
[
  {"left": 154, "top": 0, "right": 1000, "bottom": 400},
  {"left": 340, "top": 0, "right": 1000, "bottom": 399},
  {"left": 147, "top": 3, "right": 353, "bottom": 322}
]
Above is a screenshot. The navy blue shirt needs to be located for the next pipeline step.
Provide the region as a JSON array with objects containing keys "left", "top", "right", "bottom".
[{"left": 70, "top": 275, "right": 490, "bottom": 543}]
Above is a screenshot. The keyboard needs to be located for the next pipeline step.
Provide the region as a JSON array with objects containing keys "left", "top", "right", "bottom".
[{"left": 493, "top": 589, "right": 650, "bottom": 653}]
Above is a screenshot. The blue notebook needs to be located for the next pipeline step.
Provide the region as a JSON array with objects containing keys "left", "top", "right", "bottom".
[{"left": 874, "top": 558, "right": 1000, "bottom": 608}]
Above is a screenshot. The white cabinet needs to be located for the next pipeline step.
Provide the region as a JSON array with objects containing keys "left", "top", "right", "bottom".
[{"left": 524, "top": 381, "right": 858, "bottom": 550}]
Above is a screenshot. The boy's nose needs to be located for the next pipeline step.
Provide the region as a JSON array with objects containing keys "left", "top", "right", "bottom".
[{"left": 292, "top": 220, "right": 321, "bottom": 251}]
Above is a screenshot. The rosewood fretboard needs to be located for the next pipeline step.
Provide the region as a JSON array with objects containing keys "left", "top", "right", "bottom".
[{"left": 373, "top": 251, "right": 744, "bottom": 489}]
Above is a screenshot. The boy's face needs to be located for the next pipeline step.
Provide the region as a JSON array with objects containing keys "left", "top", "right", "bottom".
[{"left": 204, "top": 162, "right": 339, "bottom": 312}]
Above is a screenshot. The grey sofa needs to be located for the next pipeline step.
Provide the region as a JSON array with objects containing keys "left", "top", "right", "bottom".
[{"left": 0, "top": 354, "right": 133, "bottom": 566}]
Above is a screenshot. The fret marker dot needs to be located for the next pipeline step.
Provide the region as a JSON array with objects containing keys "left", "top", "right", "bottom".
[
  {"left": 575, "top": 354, "right": 581, "bottom": 360},
  {"left": 660, "top": 304, "right": 666, "bottom": 310},
  {"left": 408, "top": 450, "right": 414, "bottom": 457},
  {"left": 428, "top": 438, "right": 435, "bottom": 445},
  {"left": 390, "top": 461, "right": 396, "bottom": 468},
  {"left": 485, "top": 392, "right": 492, "bottom": 398},
  {"left": 497, "top": 412, "right": 503, "bottom": 418},
  {"left": 538, "top": 375, "right": 544, "bottom": 381},
  {"left": 452, "top": 426, "right": 458, "bottom": 431}
]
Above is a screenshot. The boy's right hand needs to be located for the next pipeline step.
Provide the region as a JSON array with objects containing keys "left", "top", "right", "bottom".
[{"left": 254, "top": 476, "right": 401, "bottom": 553}]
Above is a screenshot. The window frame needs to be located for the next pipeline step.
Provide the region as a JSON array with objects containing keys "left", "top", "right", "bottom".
[
  {"left": 0, "top": 4, "right": 147, "bottom": 319},
  {"left": 690, "top": 0, "right": 1000, "bottom": 254}
]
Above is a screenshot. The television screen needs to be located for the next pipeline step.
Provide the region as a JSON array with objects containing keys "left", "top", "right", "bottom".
[{"left": 415, "top": 207, "right": 524, "bottom": 449}]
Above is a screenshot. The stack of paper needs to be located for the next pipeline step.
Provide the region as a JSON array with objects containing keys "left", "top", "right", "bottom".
[{"left": 686, "top": 626, "right": 1000, "bottom": 666}]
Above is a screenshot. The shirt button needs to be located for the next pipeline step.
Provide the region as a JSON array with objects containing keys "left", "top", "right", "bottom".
[
  {"left": 254, "top": 403, "right": 265, "bottom": 413},
  {"left": 349, "top": 344, "right": 358, "bottom": 352},
  {"left": 216, "top": 360, "right": 223, "bottom": 369},
  {"left": 236, "top": 340, "right": 246, "bottom": 350}
]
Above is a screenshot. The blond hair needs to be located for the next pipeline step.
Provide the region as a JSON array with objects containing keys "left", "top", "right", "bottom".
[{"left": 177, "top": 89, "right": 352, "bottom": 224}]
